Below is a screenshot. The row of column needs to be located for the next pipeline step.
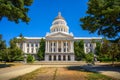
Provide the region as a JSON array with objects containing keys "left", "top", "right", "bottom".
[
  {"left": 45, "top": 40, "right": 74, "bottom": 53},
  {"left": 17, "top": 43, "right": 39, "bottom": 53},
  {"left": 45, "top": 55, "right": 75, "bottom": 61}
]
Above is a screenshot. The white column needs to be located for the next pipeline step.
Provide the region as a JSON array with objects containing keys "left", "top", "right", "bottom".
[
  {"left": 48, "top": 41, "right": 49, "bottom": 53},
  {"left": 66, "top": 55, "right": 68, "bottom": 61},
  {"left": 61, "top": 41, "right": 63, "bottom": 53},
  {"left": 57, "top": 41, "right": 58, "bottom": 53},
  {"left": 33, "top": 43, "right": 35, "bottom": 53},
  {"left": 24, "top": 43, "right": 27, "bottom": 53},
  {"left": 71, "top": 41, "right": 74, "bottom": 52},
  {"left": 56, "top": 55, "right": 58, "bottom": 61},
  {"left": 45, "top": 41, "right": 47, "bottom": 53},
  {"left": 61, "top": 55, "right": 63, "bottom": 61},
  {"left": 66, "top": 41, "right": 67, "bottom": 53},
  {"left": 29, "top": 43, "right": 31, "bottom": 53},
  {"left": 45, "top": 55, "right": 49, "bottom": 61},
  {"left": 52, "top": 41, "right": 54, "bottom": 53},
  {"left": 70, "top": 41, "right": 72, "bottom": 52},
  {"left": 71, "top": 55, "right": 75, "bottom": 61}
]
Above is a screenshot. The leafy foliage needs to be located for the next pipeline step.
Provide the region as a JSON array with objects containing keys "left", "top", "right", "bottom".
[
  {"left": 37, "top": 38, "right": 45, "bottom": 60},
  {"left": 80, "top": 0, "right": 120, "bottom": 42},
  {"left": 85, "top": 53, "right": 94, "bottom": 63},
  {"left": 97, "top": 39, "right": 120, "bottom": 65},
  {"left": 27, "top": 54, "right": 34, "bottom": 63},
  {"left": 0, "top": 34, "right": 6, "bottom": 61},
  {"left": 0, "top": 0, "right": 33, "bottom": 23},
  {"left": 74, "top": 40, "right": 85, "bottom": 60}
]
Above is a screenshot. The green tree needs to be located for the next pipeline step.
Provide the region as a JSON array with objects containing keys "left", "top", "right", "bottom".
[
  {"left": 74, "top": 40, "right": 85, "bottom": 60},
  {"left": 0, "top": 0, "right": 33, "bottom": 23},
  {"left": 80, "top": 0, "right": 120, "bottom": 42},
  {"left": 85, "top": 52, "right": 94, "bottom": 63},
  {"left": 0, "top": 34, "right": 6, "bottom": 62},
  {"left": 95, "top": 42, "right": 102, "bottom": 56},
  {"left": 9, "top": 38, "right": 23, "bottom": 61},
  {"left": 37, "top": 38, "right": 45, "bottom": 60}
]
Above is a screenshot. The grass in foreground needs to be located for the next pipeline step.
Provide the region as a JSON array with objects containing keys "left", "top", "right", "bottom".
[
  {"left": 11, "top": 67, "right": 118, "bottom": 80},
  {"left": 87, "top": 72, "right": 117, "bottom": 80}
]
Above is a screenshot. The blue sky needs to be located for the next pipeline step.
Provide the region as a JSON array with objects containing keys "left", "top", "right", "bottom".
[{"left": 0, "top": 0, "right": 99, "bottom": 46}]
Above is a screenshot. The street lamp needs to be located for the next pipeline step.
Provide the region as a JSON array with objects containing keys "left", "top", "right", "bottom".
[{"left": 24, "top": 54, "right": 27, "bottom": 64}]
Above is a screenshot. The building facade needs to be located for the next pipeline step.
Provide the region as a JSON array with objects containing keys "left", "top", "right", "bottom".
[{"left": 17, "top": 12, "right": 102, "bottom": 61}]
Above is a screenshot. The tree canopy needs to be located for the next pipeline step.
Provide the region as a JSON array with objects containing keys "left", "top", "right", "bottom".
[
  {"left": 80, "top": 0, "right": 120, "bottom": 42},
  {"left": 74, "top": 40, "right": 85, "bottom": 60},
  {"left": 37, "top": 38, "right": 45, "bottom": 60},
  {"left": 0, "top": 0, "right": 33, "bottom": 23}
]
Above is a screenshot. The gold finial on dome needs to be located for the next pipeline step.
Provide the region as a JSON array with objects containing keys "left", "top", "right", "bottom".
[
  {"left": 58, "top": 12, "right": 61, "bottom": 16},
  {"left": 54, "top": 12, "right": 65, "bottom": 20}
]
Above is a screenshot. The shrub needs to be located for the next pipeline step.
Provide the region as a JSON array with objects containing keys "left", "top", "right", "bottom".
[
  {"left": 85, "top": 53, "right": 94, "bottom": 63},
  {"left": 27, "top": 54, "right": 35, "bottom": 63}
]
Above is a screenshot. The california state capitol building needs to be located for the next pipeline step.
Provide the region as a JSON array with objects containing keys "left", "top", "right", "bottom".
[{"left": 17, "top": 12, "right": 102, "bottom": 61}]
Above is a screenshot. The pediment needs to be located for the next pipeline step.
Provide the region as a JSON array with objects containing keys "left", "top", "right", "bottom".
[{"left": 46, "top": 32, "right": 73, "bottom": 38}]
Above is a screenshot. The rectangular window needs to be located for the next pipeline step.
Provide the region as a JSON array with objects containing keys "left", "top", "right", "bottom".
[
  {"left": 54, "top": 43, "right": 56, "bottom": 46},
  {"left": 86, "top": 43, "right": 88, "bottom": 47},
  {"left": 36, "top": 48, "right": 38, "bottom": 52},
  {"left": 64, "top": 48, "right": 66, "bottom": 52},
  {"left": 64, "top": 43, "right": 66, "bottom": 46},
  {"left": 27, "top": 48, "right": 29, "bottom": 53},
  {"left": 51, "top": 48, "right": 52, "bottom": 52},
  {"left": 32, "top": 48, "right": 34, "bottom": 53},
  {"left": 54, "top": 48, "right": 56, "bottom": 52},
  {"left": 90, "top": 44, "right": 92, "bottom": 47},
  {"left": 31, "top": 43, "right": 34, "bottom": 47},
  {"left": 27, "top": 43, "right": 29, "bottom": 47},
  {"left": 36, "top": 43, "right": 38, "bottom": 47},
  {"left": 51, "top": 43, "right": 52, "bottom": 46}
]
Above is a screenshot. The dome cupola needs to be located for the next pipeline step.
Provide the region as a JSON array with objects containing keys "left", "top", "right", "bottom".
[{"left": 50, "top": 12, "right": 69, "bottom": 33}]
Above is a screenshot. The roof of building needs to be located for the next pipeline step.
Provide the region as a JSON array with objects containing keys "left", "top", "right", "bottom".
[{"left": 17, "top": 36, "right": 102, "bottom": 40}]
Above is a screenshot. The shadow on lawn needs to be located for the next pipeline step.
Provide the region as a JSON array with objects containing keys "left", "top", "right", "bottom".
[
  {"left": 67, "top": 64, "right": 120, "bottom": 73},
  {"left": 0, "top": 64, "right": 14, "bottom": 68}
]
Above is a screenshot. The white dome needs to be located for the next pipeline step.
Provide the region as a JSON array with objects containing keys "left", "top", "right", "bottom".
[{"left": 50, "top": 12, "right": 69, "bottom": 33}]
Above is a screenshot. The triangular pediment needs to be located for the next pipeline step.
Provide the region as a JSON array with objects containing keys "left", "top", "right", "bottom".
[{"left": 46, "top": 32, "right": 73, "bottom": 38}]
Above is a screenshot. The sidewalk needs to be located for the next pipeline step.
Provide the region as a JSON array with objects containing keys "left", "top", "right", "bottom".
[
  {"left": 82, "top": 64, "right": 120, "bottom": 79},
  {"left": 0, "top": 65, "right": 41, "bottom": 80}
]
